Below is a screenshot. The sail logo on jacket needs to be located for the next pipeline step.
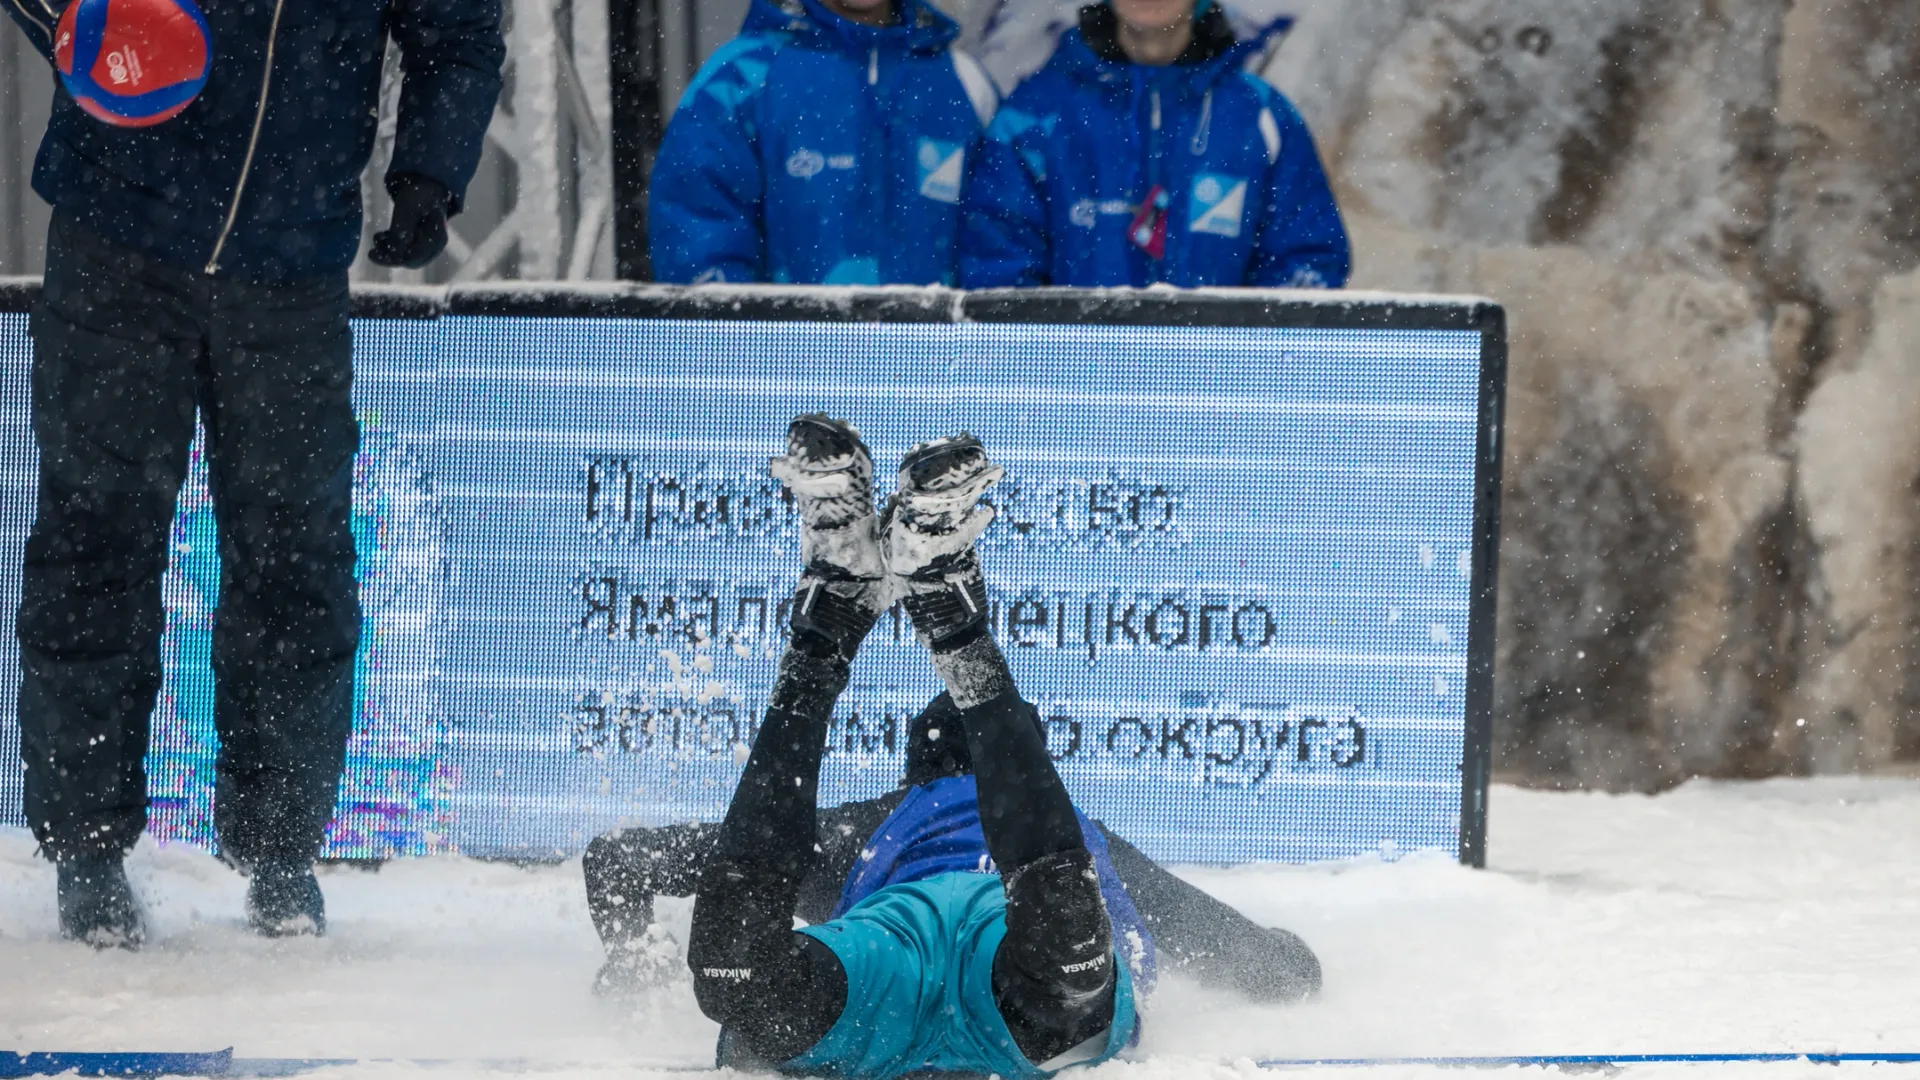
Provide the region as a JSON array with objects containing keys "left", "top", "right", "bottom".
[
  {"left": 1189, "top": 173, "right": 1247, "bottom": 238},
  {"left": 916, "top": 138, "right": 964, "bottom": 204}
]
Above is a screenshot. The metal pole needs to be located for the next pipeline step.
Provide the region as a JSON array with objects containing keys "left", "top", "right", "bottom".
[{"left": 609, "top": 0, "right": 664, "bottom": 280}]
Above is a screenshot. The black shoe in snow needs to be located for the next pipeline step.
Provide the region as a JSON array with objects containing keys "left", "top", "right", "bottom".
[
  {"left": 246, "top": 860, "right": 327, "bottom": 938},
  {"left": 56, "top": 855, "right": 145, "bottom": 950},
  {"left": 769, "top": 414, "right": 888, "bottom": 658},
  {"left": 887, "top": 434, "right": 1004, "bottom": 648}
]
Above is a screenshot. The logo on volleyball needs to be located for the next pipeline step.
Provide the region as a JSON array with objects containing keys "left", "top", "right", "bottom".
[
  {"left": 105, "top": 48, "right": 142, "bottom": 85},
  {"left": 55, "top": 0, "right": 210, "bottom": 126}
]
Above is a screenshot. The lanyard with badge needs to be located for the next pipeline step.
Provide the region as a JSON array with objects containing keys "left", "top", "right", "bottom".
[
  {"left": 1129, "top": 185, "right": 1169, "bottom": 260},
  {"left": 1129, "top": 77, "right": 1171, "bottom": 261}
]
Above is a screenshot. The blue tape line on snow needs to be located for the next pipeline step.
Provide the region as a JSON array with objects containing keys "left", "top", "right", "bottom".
[
  {"left": 0, "top": 1051, "right": 234, "bottom": 1077},
  {"left": 230, "top": 1059, "right": 688, "bottom": 1077},
  {"left": 225, "top": 1061, "right": 357, "bottom": 1078},
  {"left": 1253, "top": 1053, "right": 1920, "bottom": 1068}
]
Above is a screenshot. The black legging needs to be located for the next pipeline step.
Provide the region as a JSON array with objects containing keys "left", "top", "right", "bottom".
[
  {"left": 587, "top": 671, "right": 1324, "bottom": 1011},
  {"left": 682, "top": 645, "right": 1119, "bottom": 1068},
  {"left": 584, "top": 796, "right": 903, "bottom": 940},
  {"left": 587, "top": 801, "right": 1322, "bottom": 1005}
]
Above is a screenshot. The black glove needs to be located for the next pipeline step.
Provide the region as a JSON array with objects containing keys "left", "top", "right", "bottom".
[{"left": 369, "top": 174, "right": 452, "bottom": 269}]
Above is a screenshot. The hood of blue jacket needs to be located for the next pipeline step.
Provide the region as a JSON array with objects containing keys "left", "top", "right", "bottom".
[
  {"left": 741, "top": 0, "right": 960, "bottom": 56},
  {"left": 1052, "top": 9, "right": 1293, "bottom": 96}
]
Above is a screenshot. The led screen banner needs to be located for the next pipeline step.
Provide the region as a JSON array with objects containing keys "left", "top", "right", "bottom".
[{"left": 0, "top": 282, "right": 1506, "bottom": 866}]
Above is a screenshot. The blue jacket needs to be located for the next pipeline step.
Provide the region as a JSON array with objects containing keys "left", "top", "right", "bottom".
[
  {"left": 648, "top": 0, "right": 998, "bottom": 285},
  {"left": 832, "top": 775, "right": 1158, "bottom": 991},
  {"left": 3, "top": 0, "right": 503, "bottom": 281},
  {"left": 959, "top": 5, "right": 1349, "bottom": 289}
]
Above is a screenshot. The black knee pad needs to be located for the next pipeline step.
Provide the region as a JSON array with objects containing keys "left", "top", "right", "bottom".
[
  {"left": 999, "top": 849, "right": 1114, "bottom": 1003},
  {"left": 690, "top": 860, "right": 847, "bottom": 1062},
  {"left": 699, "top": 934, "right": 847, "bottom": 1066},
  {"left": 688, "top": 860, "right": 810, "bottom": 996},
  {"left": 995, "top": 849, "right": 1118, "bottom": 1063}
]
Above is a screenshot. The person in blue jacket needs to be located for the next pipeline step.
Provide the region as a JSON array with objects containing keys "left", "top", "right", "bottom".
[
  {"left": 4, "top": 0, "right": 502, "bottom": 947},
  {"left": 959, "top": 0, "right": 1350, "bottom": 288},
  {"left": 648, "top": 0, "right": 999, "bottom": 285}
]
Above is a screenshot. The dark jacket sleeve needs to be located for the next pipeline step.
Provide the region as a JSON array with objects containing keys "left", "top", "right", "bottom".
[
  {"left": 4, "top": 0, "right": 61, "bottom": 60},
  {"left": 385, "top": 0, "right": 506, "bottom": 213}
]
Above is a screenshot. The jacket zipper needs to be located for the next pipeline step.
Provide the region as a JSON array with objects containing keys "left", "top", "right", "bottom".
[
  {"left": 9, "top": 0, "right": 54, "bottom": 41},
  {"left": 204, "top": 0, "right": 288, "bottom": 276},
  {"left": 1148, "top": 86, "right": 1163, "bottom": 284},
  {"left": 867, "top": 45, "right": 886, "bottom": 279}
]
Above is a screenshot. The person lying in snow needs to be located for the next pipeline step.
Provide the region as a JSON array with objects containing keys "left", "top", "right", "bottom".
[
  {"left": 583, "top": 416, "right": 1321, "bottom": 1075},
  {"left": 585, "top": 705, "right": 1324, "bottom": 1006}
]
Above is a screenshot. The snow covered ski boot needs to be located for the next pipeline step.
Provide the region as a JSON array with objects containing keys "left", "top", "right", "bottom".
[
  {"left": 246, "top": 858, "right": 326, "bottom": 938},
  {"left": 886, "top": 433, "right": 1004, "bottom": 652},
  {"left": 56, "top": 854, "right": 145, "bottom": 950},
  {"left": 769, "top": 414, "right": 888, "bottom": 661}
]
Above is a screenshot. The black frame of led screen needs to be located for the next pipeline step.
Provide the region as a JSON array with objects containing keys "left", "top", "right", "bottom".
[{"left": 0, "top": 280, "right": 1508, "bottom": 868}]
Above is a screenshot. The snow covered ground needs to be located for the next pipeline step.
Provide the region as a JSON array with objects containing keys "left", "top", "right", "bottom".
[{"left": 3, "top": 778, "right": 1918, "bottom": 1080}]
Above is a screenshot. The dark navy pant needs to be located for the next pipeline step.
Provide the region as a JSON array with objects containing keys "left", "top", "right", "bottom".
[{"left": 18, "top": 215, "right": 360, "bottom": 863}]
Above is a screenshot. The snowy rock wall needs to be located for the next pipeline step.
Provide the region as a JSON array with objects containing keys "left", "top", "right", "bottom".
[{"left": 1251, "top": 0, "right": 1920, "bottom": 786}]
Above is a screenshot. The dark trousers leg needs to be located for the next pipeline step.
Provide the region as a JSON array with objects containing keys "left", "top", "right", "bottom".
[
  {"left": 584, "top": 793, "right": 904, "bottom": 949},
  {"left": 585, "top": 822, "right": 717, "bottom": 947},
  {"left": 18, "top": 217, "right": 201, "bottom": 858},
  {"left": 1099, "top": 825, "right": 1322, "bottom": 1000},
  {"left": 687, "top": 649, "right": 851, "bottom": 1064},
  {"left": 200, "top": 275, "right": 359, "bottom": 864},
  {"left": 943, "top": 638, "right": 1117, "bottom": 1064}
]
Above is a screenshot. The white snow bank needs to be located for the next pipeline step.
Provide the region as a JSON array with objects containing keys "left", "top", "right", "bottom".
[
  {"left": 346, "top": 280, "right": 1495, "bottom": 316},
  {"left": 4, "top": 778, "right": 1917, "bottom": 1078}
]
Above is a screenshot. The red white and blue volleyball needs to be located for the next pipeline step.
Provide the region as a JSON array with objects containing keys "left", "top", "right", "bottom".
[{"left": 54, "top": 0, "right": 211, "bottom": 128}]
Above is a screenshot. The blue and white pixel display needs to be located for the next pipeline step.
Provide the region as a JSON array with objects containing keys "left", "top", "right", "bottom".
[{"left": 0, "top": 302, "right": 1489, "bottom": 865}]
